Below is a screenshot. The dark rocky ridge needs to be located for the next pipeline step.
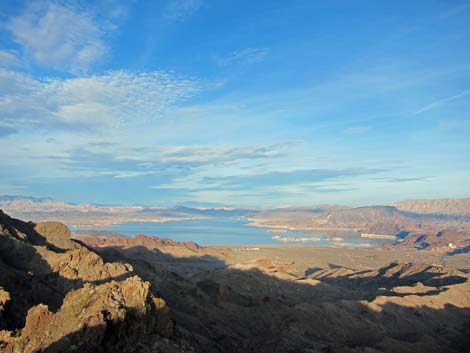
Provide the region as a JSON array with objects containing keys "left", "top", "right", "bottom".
[{"left": 0, "top": 210, "right": 189, "bottom": 353}]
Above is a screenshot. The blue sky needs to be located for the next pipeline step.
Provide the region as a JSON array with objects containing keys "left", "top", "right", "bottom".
[{"left": 0, "top": 0, "right": 469, "bottom": 207}]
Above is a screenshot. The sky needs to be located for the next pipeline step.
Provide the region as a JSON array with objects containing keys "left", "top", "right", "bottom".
[{"left": 0, "top": 0, "right": 469, "bottom": 208}]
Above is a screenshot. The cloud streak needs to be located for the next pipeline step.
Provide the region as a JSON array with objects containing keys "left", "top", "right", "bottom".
[
  {"left": 216, "top": 48, "right": 268, "bottom": 67},
  {"left": 2, "top": 141, "right": 300, "bottom": 185},
  {"left": 414, "top": 91, "right": 470, "bottom": 115},
  {"left": 202, "top": 168, "right": 384, "bottom": 190},
  {"left": 0, "top": 124, "right": 17, "bottom": 139},
  {"left": 60, "top": 141, "right": 300, "bottom": 177},
  {"left": 370, "top": 176, "right": 432, "bottom": 183}
]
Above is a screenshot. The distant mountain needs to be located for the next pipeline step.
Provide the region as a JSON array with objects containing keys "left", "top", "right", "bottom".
[
  {"left": 2, "top": 196, "right": 469, "bottom": 251},
  {"left": 0, "top": 196, "right": 256, "bottom": 227},
  {"left": 250, "top": 203, "right": 470, "bottom": 250},
  {"left": 166, "top": 205, "right": 254, "bottom": 217},
  {"left": 394, "top": 198, "right": 470, "bottom": 216}
]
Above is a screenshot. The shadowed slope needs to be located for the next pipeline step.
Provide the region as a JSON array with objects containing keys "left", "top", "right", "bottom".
[
  {"left": 0, "top": 211, "right": 187, "bottom": 353},
  {"left": 80, "top": 234, "right": 470, "bottom": 353}
]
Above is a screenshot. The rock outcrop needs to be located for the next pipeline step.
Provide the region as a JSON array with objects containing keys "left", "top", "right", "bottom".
[
  {"left": 75, "top": 232, "right": 201, "bottom": 253},
  {"left": 0, "top": 211, "right": 187, "bottom": 353}
]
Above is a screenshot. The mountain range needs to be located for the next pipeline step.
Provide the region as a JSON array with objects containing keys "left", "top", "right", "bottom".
[{"left": 1, "top": 196, "right": 470, "bottom": 252}]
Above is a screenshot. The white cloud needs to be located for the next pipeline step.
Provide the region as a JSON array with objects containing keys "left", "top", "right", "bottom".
[
  {"left": 216, "top": 48, "right": 268, "bottom": 67},
  {"left": 164, "top": 0, "right": 202, "bottom": 21},
  {"left": 7, "top": 2, "right": 109, "bottom": 73},
  {"left": 0, "top": 69, "right": 202, "bottom": 129},
  {"left": 0, "top": 50, "right": 21, "bottom": 68}
]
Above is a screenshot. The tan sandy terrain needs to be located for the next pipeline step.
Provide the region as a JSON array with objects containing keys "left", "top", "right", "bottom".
[{"left": 211, "top": 244, "right": 470, "bottom": 274}]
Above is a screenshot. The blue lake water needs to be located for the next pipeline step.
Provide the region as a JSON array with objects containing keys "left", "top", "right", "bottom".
[{"left": 72, "top": 217, "right": 392, "bottom": 247}]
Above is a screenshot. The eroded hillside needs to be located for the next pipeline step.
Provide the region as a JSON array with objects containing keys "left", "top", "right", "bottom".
[
  {"left": 77, "top": 233, "right": 470, "bottom": 353},
  {"left": 2, "top": 211, "right": 470, "bottom": 353},
  {"left": 0, "top": 211, "right": 190, "bottom": 353}
]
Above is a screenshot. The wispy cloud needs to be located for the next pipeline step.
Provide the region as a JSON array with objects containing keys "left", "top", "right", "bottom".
[
  {"left": 0, "top": 50, "right": 21, "bottom": 68},
  {"left": 164, "top": 0, "right": 202, "bottom": 21},
  {"left": 58, "top": 141, "right": 300, "bottom": 178},
  {"left": 6, "top": 2, "right": 119, "bottom": 73},
  {"left": 202, "top": 168, "right": 383, "bottom": 190},
  {"left": 414, "top": 90, "right": 470, "bottom": 115},
  {"left": 344, "top": 126, "right": 370, "bottom": 134},
  {"left": 0, "top": 124, "right": 17, "bottom": 139},
  {"left": 0, "top": 69, "right": 202, "bottom": 130},
  {"left": 157, "top": 141, "right": 301, "bottom": 164},
  {"left": 370, "top": 176, "right": 432, "bottom": 183},
  {"left": 0, "top": 141, "right": 300, "bottom": 185},
  {"left": 216, "top": 48, "right": 268, "bottom": 67}
]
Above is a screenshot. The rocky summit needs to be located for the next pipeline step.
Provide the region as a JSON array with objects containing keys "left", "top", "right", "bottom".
[{"left": 1, "top": 210, "right": 470, "bottom": 353}]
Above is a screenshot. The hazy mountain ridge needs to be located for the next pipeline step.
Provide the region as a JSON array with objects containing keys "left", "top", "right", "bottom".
[
  {"left": 0, "top": 195, "right": 254, "bottom": 227},
  {"left": 2, "top": 196, "right": 469, "bottom": 226},
  {"left": 249, "top": 203, "right": 470, "bottom": 251},
  {"left": 394, "top": 198, "right": 470, "bottom": 216},
  {"left": 250, "top": 204, "right": 470, "bottom": 232},
  {"left": 2, "top": 196, "right": 470, "bottom": 251}
]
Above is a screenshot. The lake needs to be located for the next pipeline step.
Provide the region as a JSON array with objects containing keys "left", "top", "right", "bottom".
[{"left": 72, "top": 217, "right": 393, "bottom": 246}]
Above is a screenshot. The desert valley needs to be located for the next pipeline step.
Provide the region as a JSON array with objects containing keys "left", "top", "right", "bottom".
[{"left": 1, "top": 197, "right": 470, "bottom": 352}]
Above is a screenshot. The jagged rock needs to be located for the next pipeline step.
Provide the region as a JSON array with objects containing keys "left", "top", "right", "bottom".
[
  {"left": 0, "top": 212, "right": 185, "bottom": 353},
  {"left": 6, "top": 276, "right": 171, "bottom": 353},
  {"left": 34, "top": 221, "right": 76, "bottom": 250},
  {"left": 0, "top": 288, "right": 9, "bottom": 312}
]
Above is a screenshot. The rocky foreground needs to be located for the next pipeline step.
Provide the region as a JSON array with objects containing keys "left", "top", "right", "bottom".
[
  {"left": 0, "top": 211, "right": 188, "bottom": 353},
  {"left": 1, "top": 211, "right": 470, "bottom": 353}
]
